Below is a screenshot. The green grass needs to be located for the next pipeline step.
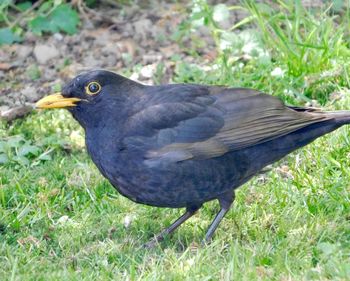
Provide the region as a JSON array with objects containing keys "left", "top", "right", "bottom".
[
  {"left": 1, "top": 107, "right": 349, "bottom": 280},
  {"left": 1, "top": 1, "right": 350, "bottom": 280}
]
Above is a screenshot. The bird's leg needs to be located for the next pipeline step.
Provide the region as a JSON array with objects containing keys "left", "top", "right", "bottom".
[
  {"left": 144, "top": 206, "right": 200, "bottom": 248},
  {"left": 204, "top": 191, "right": 235, "bottom": 243}
]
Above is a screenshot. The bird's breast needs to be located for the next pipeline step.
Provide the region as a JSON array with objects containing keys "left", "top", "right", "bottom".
[{"left": 85, "top": 130, "right": 151, "bottom": 197}]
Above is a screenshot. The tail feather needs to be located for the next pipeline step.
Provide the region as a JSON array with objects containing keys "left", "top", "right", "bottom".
[
  {"left": 324, "top": 111, "right": 350, "bottom": 124},
  {"left": 288, "top": 106, "right": 350, "bottom": 124}
]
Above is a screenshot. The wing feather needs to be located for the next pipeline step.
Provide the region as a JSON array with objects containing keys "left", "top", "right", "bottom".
[{"left": 131, "top": 86, "right": 330, "bottom": 163}]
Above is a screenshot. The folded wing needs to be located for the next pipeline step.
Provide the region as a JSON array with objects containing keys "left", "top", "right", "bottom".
[{"left": 130, "top": 86, "right": 330, "bottom": 163}]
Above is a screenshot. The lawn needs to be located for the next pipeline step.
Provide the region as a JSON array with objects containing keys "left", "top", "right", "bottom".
[{"left": 1, "top": 1, "right": 350, "bottom": 280}]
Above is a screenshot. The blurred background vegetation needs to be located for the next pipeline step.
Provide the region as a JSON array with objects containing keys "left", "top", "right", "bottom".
[{"left": 1, "top": 0, "right": 349, "bottom": 104}]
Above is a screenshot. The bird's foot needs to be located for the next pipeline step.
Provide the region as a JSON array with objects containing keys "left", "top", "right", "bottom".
[
  {"left": 200, "top": 237, "right": 212, "bottom": 247},
  {"left": 143, "top": 239, "right": 158, "bottom": 249},
  {"left": 142, "top": 235, "right": 164, "bottom": 249},
  {"left": 141, "top": 208, "right": 200, "bottom": 249}
]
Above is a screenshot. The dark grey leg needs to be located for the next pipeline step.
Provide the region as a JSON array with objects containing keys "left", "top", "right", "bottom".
[
  {"left": 204, "top": 191, "right": 235, "bottom": 243},
  {"left": 144, "top": 205, "right": 200, "bottom": 248}
]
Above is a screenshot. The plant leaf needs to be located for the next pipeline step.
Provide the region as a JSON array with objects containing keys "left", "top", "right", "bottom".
[
  {"left": 28, "top": 4, "right": 79, "bottom": 35},
  {"left": 37, "top": 1, "right": 52, "bottom": 14},
  {"left": 18, "top": 144, "right": 41, "bottom": 157},
  {"left": 29, "top": 16, "right": 55, "bottom": 35},
  {"left": 16, "top": 1, "right": 32, "bottom": 11},
  {"left": 7, "top": 136, "right": 25, "bottom": 148},
  {"left": 50, "top": 4, "right": 80, "bottom": 35},
  {"left": 12, "top": 155, "right": 30, "bottom": 166},
  {"left": 0, "top": 28, "right": 21, "bottom": 45}
]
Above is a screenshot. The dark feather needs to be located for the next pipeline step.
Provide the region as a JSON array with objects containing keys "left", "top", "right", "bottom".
[{"left": 144, "top": 87, "right": 330, "bottom": 162}]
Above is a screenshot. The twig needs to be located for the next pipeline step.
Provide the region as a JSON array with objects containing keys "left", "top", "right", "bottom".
[{"left": 9, "top": 0, "right": 44, "bottom": 29}]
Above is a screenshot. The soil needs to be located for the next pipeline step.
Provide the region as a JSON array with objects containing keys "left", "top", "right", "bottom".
[
  {"left": 0, "top": 1, "right": 215, "bottom": 121},
  {"left": 0, "top": 0, "right": 324, "bottom": 121}
]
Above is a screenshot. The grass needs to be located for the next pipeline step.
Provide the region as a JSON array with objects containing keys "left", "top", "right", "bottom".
[{"left": 1, "top": 1, "right": 350, "bottom": 280}]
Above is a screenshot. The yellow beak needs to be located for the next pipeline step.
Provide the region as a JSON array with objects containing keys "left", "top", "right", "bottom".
[{"left": 35, "top": 93, "right": 81, "bottom": 109}]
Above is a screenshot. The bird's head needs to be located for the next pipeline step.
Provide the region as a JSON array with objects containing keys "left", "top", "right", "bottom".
[{"left": 36, "top": 70, "right": 141, "bottom": 129}]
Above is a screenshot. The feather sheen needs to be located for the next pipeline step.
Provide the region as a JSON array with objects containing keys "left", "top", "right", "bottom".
[{"left": 141, "top": 87, "right": 330, "bottom": 162}]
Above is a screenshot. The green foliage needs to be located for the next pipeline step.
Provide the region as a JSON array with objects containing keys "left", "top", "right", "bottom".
[
  {"left": 0, "top": 0, "right": 80, "bottom": 45},
  {"left": 244, "top": 0, "right": 350, "bottom": 101},
  {"left": 172, "top": 0, "right": 350, "bottom": 105},
  {"left": 29, "top": 4, "right": 79, "bottom": 35},
  {"left": 0, "top": 96, "right": 349, "bottom": 280},
  {"left": 0, "top": 135, "right": 51, "bottom": 167},
  {"left": 0, "top": 27, "right": 21, "bottom": 44},
  {"left": 172, "top": 1, "right": 255, "bottom": 53}
]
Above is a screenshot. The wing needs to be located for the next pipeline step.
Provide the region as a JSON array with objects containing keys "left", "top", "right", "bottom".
[
  {"left": 125, "top": 85, "right": 330, "bottom": 164},
  {"left": 124, "top": 84, "right": 224, "bottom": 141}
]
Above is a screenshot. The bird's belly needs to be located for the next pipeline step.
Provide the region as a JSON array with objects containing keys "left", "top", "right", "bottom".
[
  {"left": 96, "top": 151, "right": 253, "bottom": 208},
  {"left": 87, "top": 137, "right": 292, "bottom": 208}
]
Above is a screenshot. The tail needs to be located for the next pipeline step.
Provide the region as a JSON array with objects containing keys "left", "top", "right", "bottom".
[
  {"left": 324, "top": 111, "right": 350, "bottom": 125},
  {"left": 247, "top": 109, "right": 350, "bottom": 173},
  {"left": 288, "top": 106, "right": 350, "bottom": 125}
]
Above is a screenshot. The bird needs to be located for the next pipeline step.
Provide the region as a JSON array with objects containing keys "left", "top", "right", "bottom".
[{"left": 36, "top": 70, "right": 350, "bottom": 246}]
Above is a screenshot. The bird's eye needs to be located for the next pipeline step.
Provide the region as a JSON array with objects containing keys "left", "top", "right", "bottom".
[{"left": 86, "top": 81, "right": 101, "bottom": 95}]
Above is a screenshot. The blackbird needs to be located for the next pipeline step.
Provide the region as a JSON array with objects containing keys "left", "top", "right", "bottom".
[{"left": 36, "top": 70, "right": 350, "bottom": 245}]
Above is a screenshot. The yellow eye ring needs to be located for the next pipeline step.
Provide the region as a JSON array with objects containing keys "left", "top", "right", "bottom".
[{"left": 85, "top": 81, "right": 101, "bottom": 95}]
